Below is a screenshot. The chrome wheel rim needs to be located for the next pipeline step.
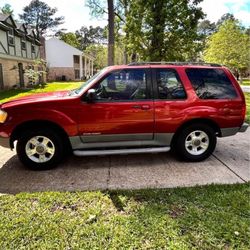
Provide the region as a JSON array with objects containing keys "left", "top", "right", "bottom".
[
  {"left": 185, "top": 130, "right": 209, "bottom": 156},
  {"left": 25, "top": 136, "right": 55, "bottom": 163}
]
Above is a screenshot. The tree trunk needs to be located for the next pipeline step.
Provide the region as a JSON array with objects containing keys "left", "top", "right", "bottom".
[
  {"left": 124, "top": 0, "right": 128, "bottom": 64},
  {"left": 107, "top": 0, "right": 115, "bottom": 66}
]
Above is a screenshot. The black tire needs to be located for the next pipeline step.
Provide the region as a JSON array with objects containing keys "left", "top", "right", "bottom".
[
  {"left": 16, "top": 128, "right": 64, "bottom": 170},
  {"left": 174, "top": 123, "right": 217, "bottom": 162}
]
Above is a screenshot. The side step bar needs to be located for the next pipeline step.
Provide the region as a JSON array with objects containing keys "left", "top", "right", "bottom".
[{"left": 73, "top": 146, "right": 170, "bottom": 157}]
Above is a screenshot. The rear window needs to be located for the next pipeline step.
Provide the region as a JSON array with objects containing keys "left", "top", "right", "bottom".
[{"left": 186, "top": 68, "right": 237, "bottom": 99}]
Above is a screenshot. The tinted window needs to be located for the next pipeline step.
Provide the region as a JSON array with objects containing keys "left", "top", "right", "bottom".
[
  {"left": 156, "top": 69, "right": 186, "bottom": 100},
  {"left": 186, "top": 68, "right": 237, "bottom": 99},
  {"left": 93, "top": 69, "right": 147, "bottom": 101}
]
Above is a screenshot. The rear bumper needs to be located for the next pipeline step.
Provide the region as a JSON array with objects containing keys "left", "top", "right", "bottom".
[
  {"left": 239, "top": 122, "right": 249, "bottom": 133},
  {"left": 0, "top": 137, "right": 10, "bottom": 148},
  {"left": 220, "top": 123, "right": 248, "bottom": 137}
]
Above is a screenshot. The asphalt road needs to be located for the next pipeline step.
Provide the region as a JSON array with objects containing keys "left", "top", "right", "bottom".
[{"left": 0, "top": 130, "right": 249, "bottom": 194}]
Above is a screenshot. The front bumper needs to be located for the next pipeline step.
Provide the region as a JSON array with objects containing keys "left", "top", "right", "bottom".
[
  {"left": 239, "top": 122, "right": 249, "bottom": 133},
  {"left": 0, "top": 137, "right": 10, "bottom": 148}
]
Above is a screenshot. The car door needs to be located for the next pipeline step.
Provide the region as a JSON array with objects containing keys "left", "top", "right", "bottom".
[
  {"left": 78, "top": 68, "right": 154, "bottom": 143},
  {"left": 152, "top": 67, "right": 189, "bottom": 133}
]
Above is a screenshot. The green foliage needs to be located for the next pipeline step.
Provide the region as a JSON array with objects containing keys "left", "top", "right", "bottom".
[
  {"left": 57, "top": 32, "right": 80, "bottom": 49},
  {"left": 19, "top": 0, "right": 64, "bottom": 37},
  {"left": 216, "top": 13, "right": 237, "bottom": 28},
  {"left": 75, "top": 26, "right": 107, "bottom": 50},
  {"left": 56, "top": 26, "right": 107, "bottom": 51},
  {"left": 125, "top": 0, "right": 205, "bottom": 61},
  {"left": 85, "top": 44, "right": 124, "bottom": 69},
  {"left": 0, "top": 184, "right": 249, "bottom": 249},
  {"left": 245, "top": 92, "right": 250, "bottom": 123},
  {"left": 1, "top": 3, "right": 13, "bottom": 15},
  {"left": 204, "top": 20, "right": 250, "bottom": 72}
]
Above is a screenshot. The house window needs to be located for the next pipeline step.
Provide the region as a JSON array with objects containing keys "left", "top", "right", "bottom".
[
  {"left": 8, "top": 29, "right": 15, "bottom": 45},
  {"left": 74, "top": 69, "right": 80, "bottom": 79},
  {"left": 31, "top": 44, "right": 35, "bottom": 53},
  {"left": 21, "top": 39, "right": 26, "bottom": 50},
  {"left": 73, "top": 55, "right": 80, "bottom": 64}
]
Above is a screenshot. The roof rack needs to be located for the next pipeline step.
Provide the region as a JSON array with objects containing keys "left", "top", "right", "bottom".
[{"left": 127, "top": 62, "right": 222, "bottom": 67}]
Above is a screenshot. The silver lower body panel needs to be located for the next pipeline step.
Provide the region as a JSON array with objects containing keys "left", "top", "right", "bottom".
[{"left": 69, "top": 133, "right": 174, "bottom": 150}]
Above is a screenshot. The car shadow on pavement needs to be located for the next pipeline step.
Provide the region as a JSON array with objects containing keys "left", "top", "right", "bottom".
[{"left": 0, "top": 150, "right": 243, "bottom": 194}]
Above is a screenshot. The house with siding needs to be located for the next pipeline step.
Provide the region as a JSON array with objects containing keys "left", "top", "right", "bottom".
[
  {"left": 45, "top": 38, "right": 95, "bottom": 81},
  {"left": 0, "top": 13, "right": 43, "bottom": 89}
]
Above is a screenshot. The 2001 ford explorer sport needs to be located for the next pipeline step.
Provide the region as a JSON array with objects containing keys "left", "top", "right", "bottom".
[{"left": 0, "top": 62, "right": 248, "bottom": 170}]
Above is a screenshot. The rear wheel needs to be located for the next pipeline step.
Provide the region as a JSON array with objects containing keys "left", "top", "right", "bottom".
[
  {"left": 17, "top": 128, "right": 64, "bottom": 170},
  {"left": 174, "top": 123, "right": 217, "bottom": 162}
]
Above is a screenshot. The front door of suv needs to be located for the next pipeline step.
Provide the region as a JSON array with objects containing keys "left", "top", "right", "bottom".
[{"left": 78, "top": 68, "right": 154, "bottom": 143}]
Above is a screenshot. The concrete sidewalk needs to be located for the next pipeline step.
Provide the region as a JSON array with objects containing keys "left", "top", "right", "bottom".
[
  {"left": 0, "top": 130, "right": 249, "bottom": 194},
  {"left": 241, "top": 85, "right": 250, "bottom": 93}
]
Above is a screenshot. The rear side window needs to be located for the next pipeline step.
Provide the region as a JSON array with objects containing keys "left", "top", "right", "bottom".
[{"left": 186, "top": 68, "right": 237, "bottom": 99}]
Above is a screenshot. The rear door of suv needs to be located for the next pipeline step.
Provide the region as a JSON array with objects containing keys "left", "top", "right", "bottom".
[{"left": 152, "top": 66, "right": 190, "bottom": 134}]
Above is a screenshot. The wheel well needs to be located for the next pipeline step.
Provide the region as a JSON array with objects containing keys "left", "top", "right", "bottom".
[
  {"left": 10, "top": 120, "right": 72, "bottom": 151},
  {"left": 171, "top": 118, "right": 221, "bottom": 146}
]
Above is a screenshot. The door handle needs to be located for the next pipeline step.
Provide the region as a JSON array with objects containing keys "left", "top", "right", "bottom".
[
  {"left": 141, "top": 105, "right": 151, "bottom": 110},
  {"left": 132, "top": 105, "right": 141, "bottom": 109}
]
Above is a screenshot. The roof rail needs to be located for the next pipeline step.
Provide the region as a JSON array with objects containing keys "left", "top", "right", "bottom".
[{"left": 127, "top": 62, "right": 222, "bottom": 67}]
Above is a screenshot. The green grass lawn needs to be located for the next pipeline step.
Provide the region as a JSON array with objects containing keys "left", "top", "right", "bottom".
[
  {"left": 245, "top": 93, "right": 250, "bottom": 123},
  {"left": 0, "top": 82, "right": 82, "bottom": 104},
  {"left": 0, "top": 183, "right": 249, "bottom": 249},
  {"left": 241, "top": 79, "right": 250, "bottom": 86}
]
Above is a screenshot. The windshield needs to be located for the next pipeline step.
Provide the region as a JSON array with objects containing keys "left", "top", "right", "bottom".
[{"left": 71, "top": 68, "right": 108, "bottom": 95}]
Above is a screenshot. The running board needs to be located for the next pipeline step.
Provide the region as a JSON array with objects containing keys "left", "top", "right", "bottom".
[{"left": 73, "top": 146, "right": 170, "bottom": 157}]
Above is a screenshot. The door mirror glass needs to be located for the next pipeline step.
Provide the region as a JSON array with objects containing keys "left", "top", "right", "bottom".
[{"left": 86, "top": 89, "right": 97, "bottom": 103}]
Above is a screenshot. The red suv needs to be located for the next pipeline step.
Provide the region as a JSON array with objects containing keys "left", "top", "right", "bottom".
[{"left": 0, "top": 62, "right": 248, "bottom": 170}]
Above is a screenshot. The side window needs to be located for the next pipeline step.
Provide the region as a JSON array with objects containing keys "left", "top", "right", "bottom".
[
  {"left": 93, "top": 69, "right": 148, "bottom": 101},
  {"left": 186, "top": 68, "right": 237, "bottom": 99},
  {"left": 156, "top": 69, "right": 186, "bottom": 100}
]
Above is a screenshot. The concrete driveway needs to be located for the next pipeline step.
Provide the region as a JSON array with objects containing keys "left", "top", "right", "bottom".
[
  {"left": 241, "top": 85, "right": 250, "bottom": 93},
  {"left": 0, "top": 130, "right": 249, "bottom": 194}
]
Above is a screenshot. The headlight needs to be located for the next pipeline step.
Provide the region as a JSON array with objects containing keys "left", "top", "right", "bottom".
[{"left": 0, "top": 109, "right": 8, "bottom": 123}]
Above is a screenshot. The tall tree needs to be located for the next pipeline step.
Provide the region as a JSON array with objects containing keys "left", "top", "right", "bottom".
[
  {"left": 75, "top": 25, "right": 107, "bottom": 50},
  {"left": 125, "top": 0, "right": 204, "bottom": 61},
  {"left": 1, "top": 3, "right": 13, "bottom": 15},
  {"left": 216, "top": 13, "right": 236, "bottom": 28},
  {"left": 107, "top": 0, "right": 115, "bottom": 65},
  {"left": 56, "top": 32, "right": 81, "bottom": 48},
  {"left": 204, "top": 20, "right": 249, "bottom": 81},
  {"left": 86, "top": 0, "right": 126, "bottom": 65},
  {"left": 19, "top": 0, "right": 64, "bottom": 38}
]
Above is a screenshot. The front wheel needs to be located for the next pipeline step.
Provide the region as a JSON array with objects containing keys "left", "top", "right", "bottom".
[
  {"left": 174, "top": 123, "right": 217, "bottom": 162},
  {"left": 17, "top": 128, "right": 64, "bottom": 170}
]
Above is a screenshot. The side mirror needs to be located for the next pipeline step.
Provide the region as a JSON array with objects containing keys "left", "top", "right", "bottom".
[{"left": 86, "top": 89, "right": 97, "bottom": 103}]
